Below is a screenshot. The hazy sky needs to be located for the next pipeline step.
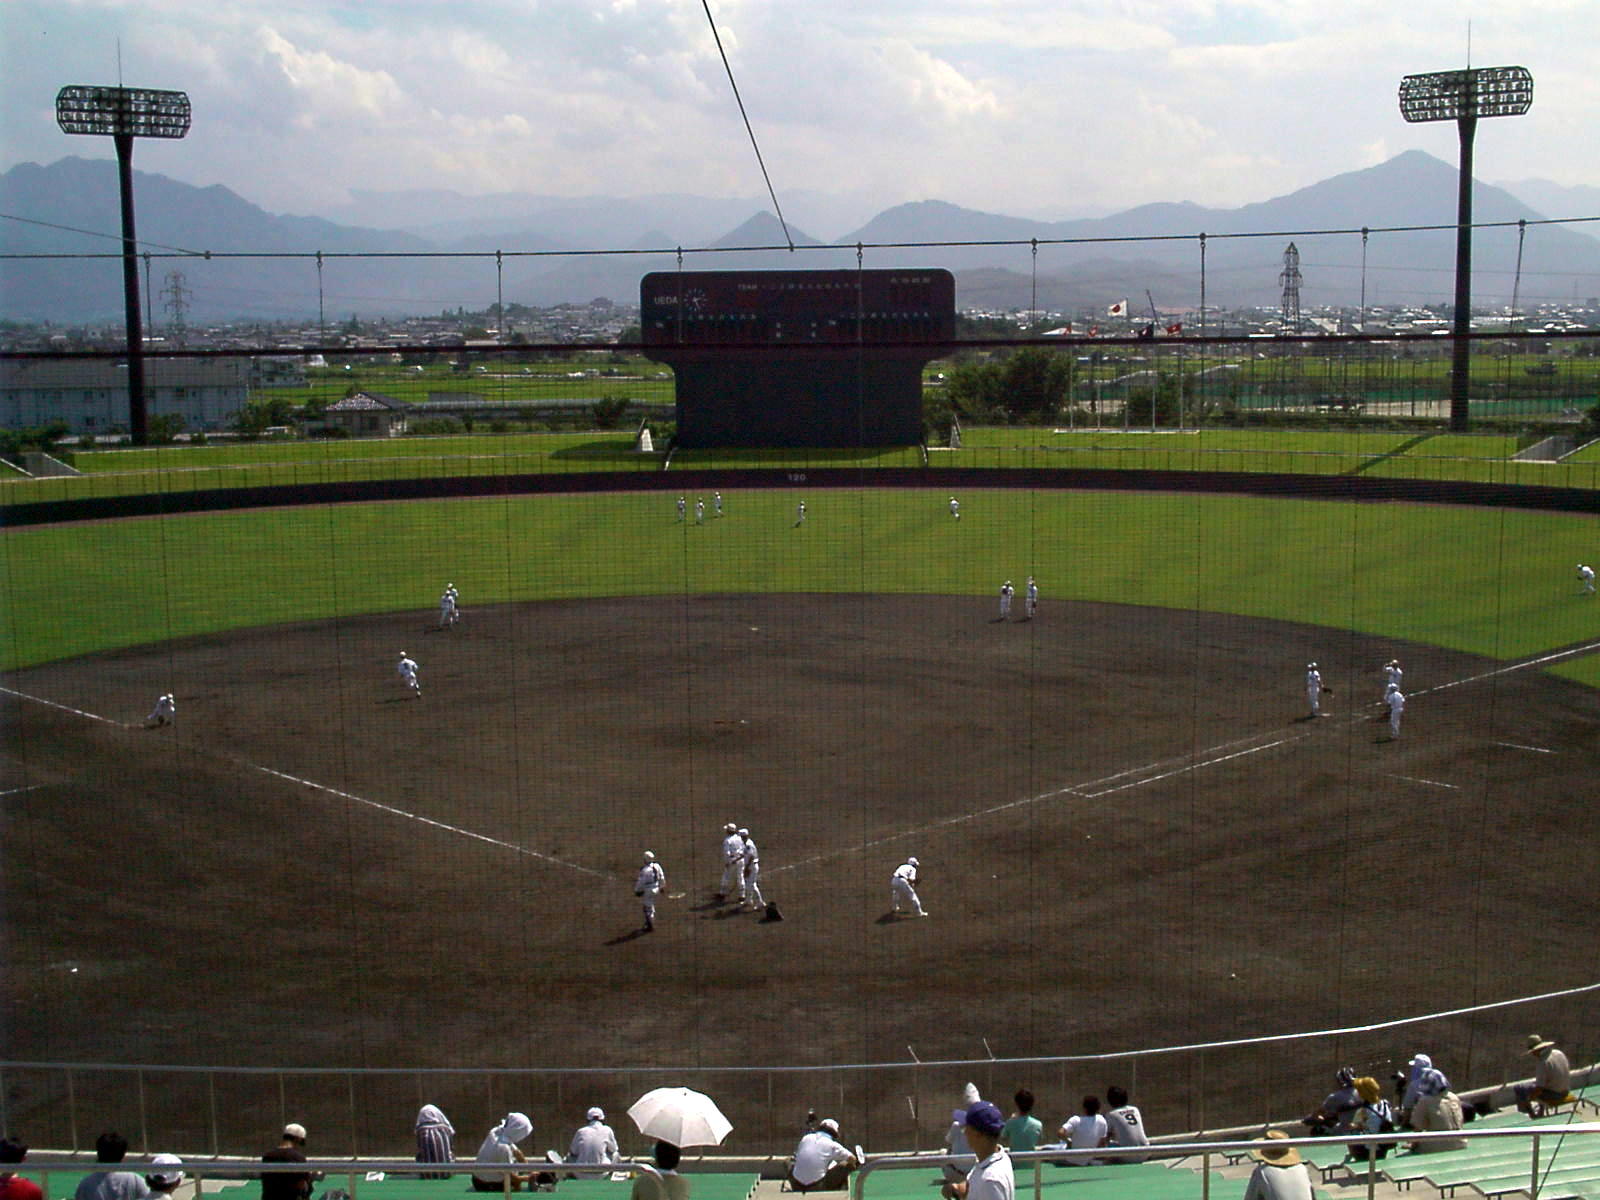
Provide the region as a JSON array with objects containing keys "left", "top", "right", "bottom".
[{"left": 3, "top": 0, "right": 1597, "bottom": 225}]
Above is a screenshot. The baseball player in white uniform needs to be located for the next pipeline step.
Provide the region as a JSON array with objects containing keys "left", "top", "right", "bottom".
[
  {"left": 1384, "top": 659, "right": 1403, "bottom": 695},
  {"left": 796, "top": 500, "right": 807, "bottom": 525},
  {"left": 949, "top": 496, "right": 960, "bottom": 520},
  {"left": 891, "top": 857, "right": 927, "bottom": 917},
  {"left": 1306, "top": 662, "right": 1324, "bottom": 717},
  {"left": 695, "top": 497, "right": 705, "bottom": 524},
  {"left": 397, "top": 652, "right": 421, "bottom": 697},
  {"left": 714, "top": 491, "right": 724, "bottom": 518},
  {"left": 718, "top": 823, "right": 746, "bottom": 903},
  {"left": 439, "top": 588, "right": 457, "bottom": 628},
  {"left": 998, "top": 581, "right": 1013, "bottom": 621},
  {"left": 1386, "top": 683, "right": 1406, "bottom": 739},
  {"left": 1024, "top": 576, "right": 1038, "bottom": 619},
  {"left": 1579, "top": 564, "right": 1595, "bottom": 595},
  {"left": 146, "top": 693, "right": 176, "bottom": 727},
  {"left": 635, "top": 851, "right": 665, "bottom": 932},
  {"left": 677, "top": 495, "right": 686, "bottom": 521},
  {"left": 740, "top": 827, "right": 764, "bottom": 910}
]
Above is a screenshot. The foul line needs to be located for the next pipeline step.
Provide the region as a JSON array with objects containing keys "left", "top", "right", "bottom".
[
  {"left": 0, "top": 684, "right": 612, "bottom": 881},
  {"left": 0, "top": 784, "right": 47, "bottom": 798},
  {"left": 1412, "top": 638, "right": 1600, "bottom": 698},
  {"left": 1386, "top": 773, "right": 1461, "bottom": 791},
  {"left": 1491, "top": 741, "right": 1555, "bottom": 754},
  {"left": 251, "top": 766, "right": 612, "bottom": 879},
  {"left": 0, "top": 685, "right": 130, "bottom": 727}
]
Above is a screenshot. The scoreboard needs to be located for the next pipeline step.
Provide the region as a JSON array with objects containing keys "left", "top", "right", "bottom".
[
  {"left": 640, "top": 269, "right": 955, "bottom": 448},
  {"left": 641, "top": 269, "right": 955, "bottom": 347}
]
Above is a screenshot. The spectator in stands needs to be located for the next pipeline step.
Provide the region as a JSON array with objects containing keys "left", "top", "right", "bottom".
[
  {"left": 144, "top": 1156, "right": 184, "bottom": 1198},
  {"left": 261, "top": 1124, "right": 314, "bottom": 1200},
  {"left": 787, "top": 1118, "right": 858, "bottom": 1192},
  {"left": 1408, "top": 1071, "right": 1467, "bottom": 1154},
  {"left": 1000, "top": 1090, "right": 1041, "bottom": 1153},
  {"left": 75, "top": 1132, "right": 151, "bottom": 1200},
  {"left": 1517, "top": 1035, "right": 1573, "bottom": 1115},
  {"left": 1302, "top": 1068, "right": 1361, "bottom": 1136},
  {"left": 415, "top": 1105, "right": 455, "bottom": 1178},
  {"left": 471, "top": 1113, "right": 533, "bottom": 1192},
  {"left": 940, "top": 1103, "right": 1012, "bottom": 1200},
  {"left": 1103, "top": 1086, "right": 1151, "bottom": 1164},
  {"left": 1243, "top": 1131, "right": 1312, "bottom": 1200},
  {"left": 1059, "top": 1096, "right": 1107, "bottom": 1165},
  {"left": 1399, "top": 1055, "right": 1450, "bottom": 1122},
  {"left": 629, "top": 1142, "right": 688, "bottom": 1200},
  {"left": 568, "top": 1108, "right": 619, "bottom": 1166},
  {"left": 942, "top": 1084, "right": 982, "bottom": 1182},
  {"left": 1, "top": 1136, "right": 44, "bottom": 1200},
  {"left": 1348, "top": 1078, "right": 1395, "bottom": 1162}
]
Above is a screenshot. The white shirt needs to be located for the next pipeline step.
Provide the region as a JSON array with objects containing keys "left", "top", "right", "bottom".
[
  {"left": 792, "top": 1131, "right": 853, "bottom": 1186},
  {"left": 1062, "top": 1112, "right": 1107, "bottom": 1153},
  {"left": 153, "top": 696, "right": 176, "bottom": 716},
  {"left": 1581, "top": 566, "right": 1595, "bottom": 579},
  {"left": 723, "top": 833, "right": 745, "bottom": 864},
  {"left": 1385, "top": 664, "right": 1403, "bottom": 688},
  {"left": 1026, "top": 581, "right": 1037, "bottom": 601},
  {"left": 1000, "top": 584, "right": 1013, "bottom": 598},
  {"left": 1388, "top": 689, "right": 1405, "bottom": 713},
  {"left": 398, "top": 657, "right": 418, "bottom": 677},
  {"left": 1306, "top": 669, "right": 1320, "bottom": 691},
  {"left": 635, "top": 862, "right": 664, "bottom": 894},
  {"left": 568, "top": 1122, "right": 618, "bottom": 1164},
  {"left": 893, "top": 862, "right": 918, "bottom": 885},
  {"left": 964, "top": 1150, "right": 1014, "bottom": 1200},
  {"left": 742, "top": 836, "right": 759, "bottom": 867},
  {"left": 1243, "top": 1162, "right": 1314, "bottom": 1200}
]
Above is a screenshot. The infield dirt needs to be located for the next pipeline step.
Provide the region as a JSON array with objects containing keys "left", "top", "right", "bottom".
[{"left": 4, "top": 595, "right": 1596, "bottom": 1154}]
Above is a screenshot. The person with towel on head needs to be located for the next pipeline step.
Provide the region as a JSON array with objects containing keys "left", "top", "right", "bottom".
[
  {"left": 472, "top": 1113, "right": 533, "bottom": 1192},
  {"left": 415, "top": 1105, "right": 455, "bottom": 1178},
  {"left": 942, "top": 1084, "right": 983, "bottom": 1183},
  {"left": 143, "top": 1157, "right": 184, "bottom": 1199}
]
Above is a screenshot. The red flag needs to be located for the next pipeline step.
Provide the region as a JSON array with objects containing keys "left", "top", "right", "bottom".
[{"left": 1165, "top": 321, "right": 1183, "bottom": 335}]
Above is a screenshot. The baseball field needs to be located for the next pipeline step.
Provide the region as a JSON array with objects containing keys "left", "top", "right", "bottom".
[{"left": 3, "top": 476, "right": 1599, "bottom": 1157}]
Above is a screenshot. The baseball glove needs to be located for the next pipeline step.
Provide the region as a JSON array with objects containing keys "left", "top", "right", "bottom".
[
  {"left": 634, "top": 889, "right": 644, "bottom": 897},
  {"left": 1322, "top": 687, "right": 1334, "bottom": 696}
]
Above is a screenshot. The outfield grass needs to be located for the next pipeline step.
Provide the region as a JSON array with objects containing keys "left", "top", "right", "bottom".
[{"left": 4, "top": 488, "right": 1597, "bottom": 671}]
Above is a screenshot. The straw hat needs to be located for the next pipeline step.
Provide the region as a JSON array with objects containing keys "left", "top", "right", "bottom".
[
  {"left": 1250, "top": 1130, "right": 1302, "bottom": 1167},
  {"left": 1527, "top": 1034, "right": 1556, "bottom": 1055}
]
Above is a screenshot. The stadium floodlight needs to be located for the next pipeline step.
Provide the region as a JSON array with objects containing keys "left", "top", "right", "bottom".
[
  {"left": 1398, "top": 66, "right": 1532, "bottom": 431},
  {"left": 56, "top": 85, "right": 192, "bottom": 445}
]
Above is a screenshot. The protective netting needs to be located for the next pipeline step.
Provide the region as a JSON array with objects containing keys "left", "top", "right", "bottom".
[{"left": 2, "top": 341, "right": 1599, "bottom": 1160}]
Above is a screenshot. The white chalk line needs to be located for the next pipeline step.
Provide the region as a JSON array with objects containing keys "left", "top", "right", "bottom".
[
  {"left": 775, "top": 637, "right": 1598, "bottom": 879},
  {"left": 774, "top": 728, "right": 1305, "bottom": 876},
  {"left": 0, "top": 685, "right": 130, "bottom": 728},
  {"left": 251, "top": 766, "right": 612, "bottom": 880},
  {"left": 0, "top": 784, "right": 47, "bottom": 798},
  {"left": 1385, "top": 773, "right": 1461, "bottom": 791},
  {"left": 0, "top": 684, "right": 613, "bottom": 881},
  {"left": 1491, "top": 741, "right": 1555, "bottom": 754}
]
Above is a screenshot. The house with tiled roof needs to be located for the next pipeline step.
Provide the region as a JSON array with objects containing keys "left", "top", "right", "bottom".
[{"left": 321, "top": 391, "right": 412, "bottom": 438}]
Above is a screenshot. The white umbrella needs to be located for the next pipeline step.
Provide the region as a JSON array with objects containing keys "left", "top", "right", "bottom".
[{"left": 626, "top": 1087, "right": 732, "bottom": 1148}]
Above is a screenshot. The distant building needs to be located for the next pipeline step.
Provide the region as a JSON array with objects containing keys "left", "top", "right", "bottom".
[
  {"left": 320, "top": 390, "right": 411, "bottom": 437},
  {"left": 250, "top": 357, "right": 308, "bottom": 388},
  {"left": 0, "top": 357, "right": 248, "bottom": 433}
]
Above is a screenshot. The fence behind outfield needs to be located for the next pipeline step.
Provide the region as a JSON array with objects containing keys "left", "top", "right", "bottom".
[{"left": 4, "top": 984, "right": 1595, "bottom": 1161}]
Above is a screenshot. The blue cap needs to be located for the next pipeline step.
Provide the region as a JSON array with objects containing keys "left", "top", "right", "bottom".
[{"left": 964, "top": 1101, "right": 1004, "bottom": 1136}]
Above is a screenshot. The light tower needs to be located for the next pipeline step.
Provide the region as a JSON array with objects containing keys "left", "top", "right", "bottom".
[
  {"left": 1399, "top": 65, "right": 1533, "bottom": 431},
  {"left": 1279, "top": 242, "right": 1302, "bottom": 333},
  {"left": 56, "top": 84, "right": 192, "bottom": 444}
]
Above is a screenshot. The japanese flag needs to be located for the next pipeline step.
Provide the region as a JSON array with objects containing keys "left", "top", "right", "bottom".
[{"left": 1107, "top": 299, "right": 1128, "bottom": 317}]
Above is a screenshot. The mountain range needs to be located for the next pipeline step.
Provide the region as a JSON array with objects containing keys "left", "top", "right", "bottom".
[{"left": 2, "top": 152, "right": 1597, "bottom": 324}]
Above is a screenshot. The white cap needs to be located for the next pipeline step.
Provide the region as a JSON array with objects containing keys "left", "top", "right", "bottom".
[
  {"left": 148, "top": 1155, "right": 184, "bottom": 1186},
  {"left": 819, "top": 1119, "right": 840, "bottom": 1136},
  {"left": 1308, "top": 662, "right": 1317, "bottom": 669},
  {"left": 399, "top": 650, "right": 408, "bottom": 658},
  {"left": 643, "top": 850, "right": 656, "bottom": 861},
  {"left": 907, "top": 856, "right": 919, "bottom": 867},
  {"left": 724, "top": 822, "right": 738, "bottom": 833},
  {"left": 283, "top": 1123, "right": 307, "bottom": 1142},
  {"left": 586, "top": 1107, "right": 605, "bottom": 1122},
  {"left": 737, "top": 827, "right": 749, "bottom": 837}
]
